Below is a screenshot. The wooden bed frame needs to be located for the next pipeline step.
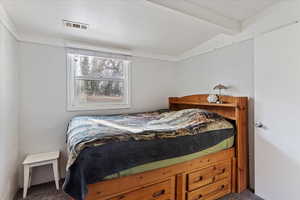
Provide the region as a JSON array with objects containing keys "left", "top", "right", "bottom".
[{"left": 84, "top": 94, "right": 248, "bottom": 200}]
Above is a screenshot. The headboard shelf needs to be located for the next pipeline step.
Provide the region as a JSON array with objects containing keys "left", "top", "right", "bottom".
[{"left": 170, "top": 101, "right": 236, "bottom": 108}]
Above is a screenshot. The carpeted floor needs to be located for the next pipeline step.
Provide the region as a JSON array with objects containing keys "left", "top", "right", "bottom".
[{"left": 15, "top": 180, "right": 263, "bottom": 200}]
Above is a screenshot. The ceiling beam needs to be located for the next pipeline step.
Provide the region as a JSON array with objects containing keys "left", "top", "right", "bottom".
[
  {"left": 0, "top": 3, "right": 19, "bottom": 39},
  {"left": 146, "top": 0, "right": 241, "bottom": 34}
]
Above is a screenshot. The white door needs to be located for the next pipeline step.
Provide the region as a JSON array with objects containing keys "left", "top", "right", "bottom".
[{"left": 255, "top": 22, "right": 300, "bottom": 200}]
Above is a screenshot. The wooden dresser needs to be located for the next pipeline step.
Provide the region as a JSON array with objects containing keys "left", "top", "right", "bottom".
[
  {"left": 185, "top": 159, "right": 232, "bottom": 200},
  {"left": 85, "top": 149, "right": 235, "bottom": 200}
]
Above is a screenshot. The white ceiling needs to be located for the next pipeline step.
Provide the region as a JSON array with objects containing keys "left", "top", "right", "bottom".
[
  {"left": 186, "top": 0, "right": 282, "bottom": 21},
  {"left": 0, "top": 0, "right": 281, "bottom": 57}
]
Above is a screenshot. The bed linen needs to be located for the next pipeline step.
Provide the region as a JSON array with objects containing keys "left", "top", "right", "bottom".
[
  {"left": 63, "top": 109, "right": 235, "bottom": 200},
  {"left": 104, "top": 135, "right": 234, "bottom": 180}
]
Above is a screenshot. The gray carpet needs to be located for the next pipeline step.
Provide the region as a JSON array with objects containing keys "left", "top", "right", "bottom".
[{"left": 15, "top": 181, "right": 263, "bottom": 200}]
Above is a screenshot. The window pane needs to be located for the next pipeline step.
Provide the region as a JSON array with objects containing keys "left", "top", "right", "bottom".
[
  {"left": 74, "top": 56, "right": 124, "bottom": 78},
  {"left": 74, "top": 80, "right": 125, "bottom": 104}
]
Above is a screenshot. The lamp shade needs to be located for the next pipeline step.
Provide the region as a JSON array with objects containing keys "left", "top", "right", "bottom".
[{"left": 213, "top": 84, "right": 228, "bottom": 90}]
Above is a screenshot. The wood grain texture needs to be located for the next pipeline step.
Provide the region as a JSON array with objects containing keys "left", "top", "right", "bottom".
[
  {"left": 86, "top": 149, "right": 234, "bottom": 200},
  {"left": 231, "top": 157, "right": 237, "bottom": 193},
  {"left": 187, "top": 178, "right": 231, "bottom": 200},
  {"left": 169, "top": 94, "right": 248, "bottom": 193},
  {"left": 169, "top": 95, "right": 239, "bottom": 120},
  {"left": 107, "top": 177, "right": 175, "bottom": 200},
  {"left": 235, "top": 97, "right": 248, "bottom": 192},
  {"left": 176, "top": 173, "right": 186, "bottom": 200},
  {"left": 84, "top": 94, "right": 248, "bottom": 200},
  {"left": 15, "top": 181, "right": 261, "bottom": 200},
  {"left": 187, "top": 160, "right": 231, "bottom": 191}
]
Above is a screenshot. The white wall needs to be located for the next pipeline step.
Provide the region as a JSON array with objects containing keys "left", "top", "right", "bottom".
[
  {"left": 0, "top": 23, "right": 19, "bottom": 200},
  {"left": 175, "top": 40, "right": 255, "bottom": 188},
  {"left": 254, "top": 22, "right": 300, "bottom": 200},
  {"left": 19, "top": 42, "right": 177, "bottom": 185}
]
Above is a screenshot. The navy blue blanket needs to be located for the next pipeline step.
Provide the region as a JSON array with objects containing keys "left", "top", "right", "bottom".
[{"left": 63, "top": 127, "right": 235, "bottom": 200}]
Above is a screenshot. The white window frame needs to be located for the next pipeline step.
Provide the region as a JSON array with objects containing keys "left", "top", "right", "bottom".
[{"left": 66, "top": 48, "right": 131, "bottom": 111}]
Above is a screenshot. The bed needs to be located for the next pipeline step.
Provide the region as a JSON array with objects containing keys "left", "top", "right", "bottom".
[{"left": 64, "top": 94, "right": 248, "bottom": 200}]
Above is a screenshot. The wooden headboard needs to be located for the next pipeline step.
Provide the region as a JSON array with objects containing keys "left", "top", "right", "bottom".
[{"left": 169, "top": 94, "right": 248, "bottom": 192}]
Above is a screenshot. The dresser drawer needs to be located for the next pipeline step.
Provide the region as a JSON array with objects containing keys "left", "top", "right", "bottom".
[
  {"left": 108, "top": 177, "right": 175, "bottom": 200},
  {"left": 187, "top": 160, "right": 231, "bottom": 191},
  {"left": 187, "top": 178, "right": 231, "bottom": 200}
]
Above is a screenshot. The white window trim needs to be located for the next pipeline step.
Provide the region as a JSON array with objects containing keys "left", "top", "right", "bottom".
[{"left": 66, "top": 48, "right": 131, "bottom": 111}]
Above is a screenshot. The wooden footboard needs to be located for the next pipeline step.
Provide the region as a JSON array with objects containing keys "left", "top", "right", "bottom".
[{"left": 86, "top": 148, "right": 235, "bottom": 200}]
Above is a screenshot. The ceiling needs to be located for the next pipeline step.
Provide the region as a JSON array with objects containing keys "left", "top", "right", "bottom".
[
  {"left": 186, "top": 0, "right": 281, "bottom": 21},
  {"left": 0, "top": 0, "right": 281, "bottom": 57}
]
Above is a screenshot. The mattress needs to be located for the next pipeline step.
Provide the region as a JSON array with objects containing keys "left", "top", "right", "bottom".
[
  {"left": 104, "top": 136, "right": 234, "bottom": 180},
  {"left": 63, "top": 109, "right": 235, "bottom": 200}
]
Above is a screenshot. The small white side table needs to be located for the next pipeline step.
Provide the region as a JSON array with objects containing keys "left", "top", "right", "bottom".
[{"left": 22, "top": 151, "right": 60, "bottom": 199}]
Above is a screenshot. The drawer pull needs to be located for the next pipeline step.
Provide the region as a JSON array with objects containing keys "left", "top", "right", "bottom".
[
  {"left": 192, "top": 184, "right": 228, "bottom": 200},
  {"left": 216, "top": 168, "right": 226, "bottom": 175},
  {"left": 152, "top": 189, "right": 165, "bottom": 198},
  {"left": 217, "top": 168, "right": 226, "bottom": 174},
  {"left": 117, "top": 195, "right": 125, "bottom": 199},
  {"left": 212, "top": 177, "right": 216, "bottom": 182},
  {"left": 199, "top": 176, "right": 203, "bottom": 181},
  {"left": 195, "top": 176, "right": 203, "bottom": 183}
]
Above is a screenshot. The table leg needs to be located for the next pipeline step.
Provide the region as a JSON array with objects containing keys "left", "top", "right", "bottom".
[
  {"left": 53, "top": 160, "right": 60, "bottom": 190},
  {"left": 23, "top": 165, "right": 30, "bottom": 198},
  {"left": 28, "top": 167, "right": 32, "bottom": 188}
]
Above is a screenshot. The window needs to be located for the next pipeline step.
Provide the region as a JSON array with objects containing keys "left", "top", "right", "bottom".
[{"left": 67, "top": 49, "right": 131, "bottom": 111}]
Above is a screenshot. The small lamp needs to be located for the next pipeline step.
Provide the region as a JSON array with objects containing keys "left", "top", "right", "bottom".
[{"left": 213, "top": 84, "right": 228, "bottom": 103}]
